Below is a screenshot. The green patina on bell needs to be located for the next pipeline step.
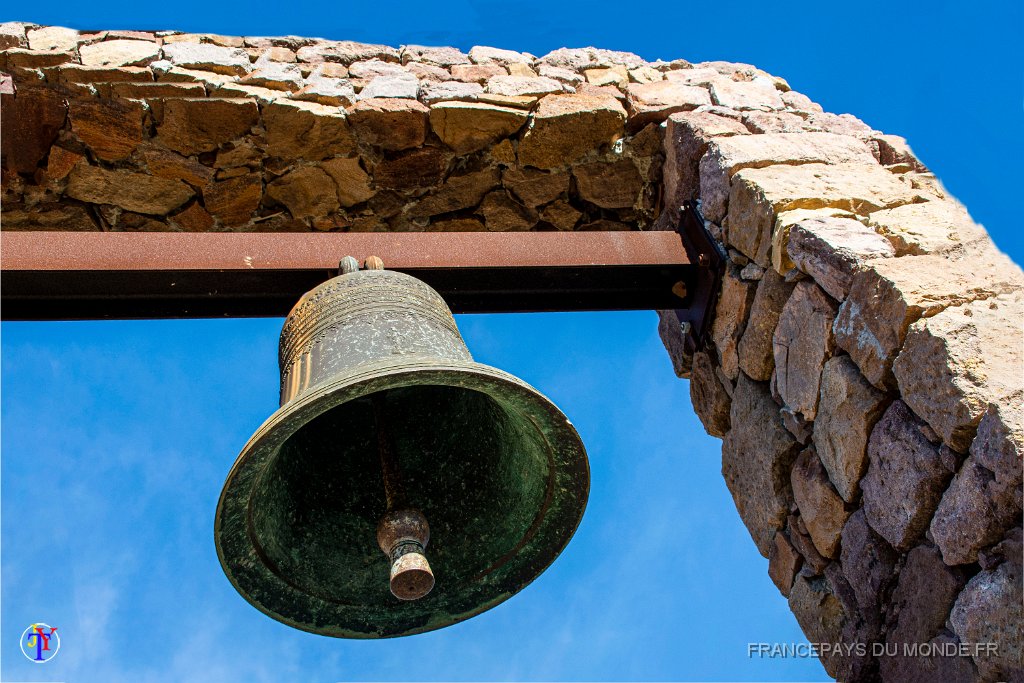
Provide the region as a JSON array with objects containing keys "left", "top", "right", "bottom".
[{"left": 214, "top": 258, "right": 590, "bottom": 638}]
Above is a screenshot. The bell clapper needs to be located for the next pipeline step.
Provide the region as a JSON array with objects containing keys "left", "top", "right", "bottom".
[{"left": 371, "top": 394, "right": 435, "bottom": 601}]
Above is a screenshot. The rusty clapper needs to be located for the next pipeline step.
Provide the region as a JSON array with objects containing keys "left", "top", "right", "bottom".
[{"left": 214, "top": 256, "right": 590, "bottom": 638}]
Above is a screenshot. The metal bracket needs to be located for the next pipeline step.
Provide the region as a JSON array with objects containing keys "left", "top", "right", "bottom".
[{"left": 672, "top": 200, "right": 726, "bottom": 355}]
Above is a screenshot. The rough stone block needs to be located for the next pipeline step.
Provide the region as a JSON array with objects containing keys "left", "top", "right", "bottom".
[
  {"left": 768, "top": 531, "right": 802, "bottom": 596},
  {"left": 722, "top": 374, "right": 801, "bottom": 556},
  {"left": 110, "top": 82, "right": 206, "bottom": 99},
  {"left": 583, "top": 65, "right": 627, "bottom": 88},
  {"left": 158, "top": 66, "right": 238, "bottom": 88},
  {"left": 709, "top": 76, "right": 785, "bottom": 110},
  {"left": 710, "top": 264, "right": 757, "bottom": 381},
  {"left": 537, "top": 46, "right": 646, "bottom": 71},
  {"left": 656, "top": 310, "right": 691, "bottom": 378},
  {"left": 358, "top": 74, "right": 419, "bottom": 99},
  {"left": 451, "top": 63, "right": 506, "bottom": 83},
  {"left": 737, "top": 268, "right": 795, "bottom": 381},
  {"left": 320, "top": 157, "right": 375, "bottom": 207},
  {"left": 203, "top": 173, "right": 261, "bottom": 226},
  {"left": 213, "top": 82, "right": 285, "bottom": 104},
  {"left": 139, "top": 145, "right": 214, "bottom": 188},
  {"left": 689, "top": 349, "right": 731, "bottom": 437},
  {"left": 26, "top": 25, "right": 80, "bottom": 52},
  {"left": 55, "top": 64, "right": 153, "bottom": 85},
  {"left": 880, "top": 548, "right": 974, "bottom": 683},
  {"left": 770, "top": 207, "right": 858, "bottom": 277},
  {"left": 805, "top": 111, "right": 876, "bottom": 138},
  {"left": 401, "top": 44, "right": 469, "bottom": 67},
  {"left": 840, "top": 509, "right": 898, "bottom": 636},
  {"left": 44, "top": 145, "right": 83, "bottom": 181},
  {"left": 409, "top": 168, "right": 499, "bottom": 218},
  {"left": 475, "top": 93, "right": 537, "bottom": 109},
  {"left": 867, "top": 199, "right": 987, "bottom": 256},
  {"left": 266, "top": 166, "right": 339, "bottom": 219},
  {"left": 787, "top": 513, "right": 829, "bottom": 574},
  {"left": 1, "top": 88, "right": 67, "bottom": 173},
  {"left": 834, "top": 250, "right": 1022, "bottom": 391},
  {"left": 572, "top": 159, "right": 642, "bottom": 209},
  {"left": 871, "top": 133, "right": 926, "bottom": 170},
  {"left": 788, "top": 575, "right": 846, "bottom": 679},
  {"left": 295, "top": 40, "right": 399, "bottom": 66},
  {"left": 861, "top": 401, "right": 956, "bottom": 550},
  {"left": 813, "top": 355, "right": 890, "bottom": 502},
  {"left": 662, "top": 111, "right": 748, "bottom": 209},
  {"left": 880, "top": 545, "right": 971, "bottom": 683},
  {"left": 262, "top": 99, "right": 356, "bottom": 160},
  {"left": 786, "top": 216, "right": 895, "bottom": 300},
  {"left": 373, "top": 146, "right": 450, "bottom": 190},
  {"left": 469, "top": 45, "right": 533, "bottom": 64},
  {"left": 419, "top": 81, "right": 483, "bottom": 104},
  {"left": 624, "top": 80, "right": 710, "bottom": 129},
  {"left": 346, "top": 97, "right": 428, "bottom": 151},
  {"left": 475, "top": 190, "right": 536, "bottom": 231},
  {"left": 485, "top": 75, "right": 562, "bottom": 97},
  {"left": 0, "top": 22, "right": 30, "bottom": 50},
  {"left": 293, "top": 77, "right": 356, "bottom": 107},
  {"left": 726, "top": 163, "right": 919, "bottom": 267},
  {"left": 162, "top": 42, "right": 252, "bottom": 75},
  {"left": 429, "top": 101, "right": 527, "bottom": 154},
  {"left": 930, "top": 402, "right": 1023, "bottom": 565},
  {"left": 68, "top": 98, "right": 145, "bottom": 162},
  {"left": 156, "top": 98, "right": 259, "bottom": 156},
  {"left": 169, "top": 201, "right": 214, "bottom": 232},
  {"left": 772, "top": 280, "right": 838, "bottom": 421},
  {"left": 699, "top": 132, "right": 875, "bottom": 223},
  {"left": 887, "top": 544, "right": 967, "bottom": 643},
  {"left": 790, "top": 446, "right": 850, "bottom": 559},
  {"left": 950, "top": 535, "right": 1023, "bottom": 680},
  {"left": 65, "top": 165, "right": 193, "bottom": 215},
  {"left": 347, "top": 58, "right": 408, "bottom": 79},
  {"left": 502, "top": 167, "right": 569, "bottom": 208},
  {"left": 79, "top": 39, "right": 160, "bottom": 67},
  {"left": 240, "top": 62, "right": 304, "bottom": 91},
  {"left": 894, "top": 291, "right": 1024, "bottom": 451},
  {"left": 517, "top": 93, "right": 626, "bottom": 169},
  {"left": 539, "top": 200, "right": 582, "bottom": 231},
  {"left": 1, "top": 205, "right": 98, "bottom": 231}
]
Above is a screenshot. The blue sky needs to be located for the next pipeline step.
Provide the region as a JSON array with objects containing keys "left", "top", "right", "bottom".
[{"left": 2, "top": 1, "right": 1021, "bottom": 682}]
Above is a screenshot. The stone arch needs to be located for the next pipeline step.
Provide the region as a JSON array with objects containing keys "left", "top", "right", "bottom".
[
  {"left": 656, "top": 111, "right": 1022, "bottom": 681},
  {"left": 1, "top": 22, "right": 1021, "bottom": 681}
]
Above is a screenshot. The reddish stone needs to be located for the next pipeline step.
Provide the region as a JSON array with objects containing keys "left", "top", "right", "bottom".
[
  {"left": 170, "top": 202, "right": 215, "bottom": 231},
  {"left": 373, "top": 147, "right": 450, "bottom": 190},
  {"left": 156, "top": 98, "right": 259, "bottom": 155},
  {"left": 346, "top": 98, "right": 429, "bottom": 151},
  {"left": 203, "top": 173, "right": 262, "bottom": 226},
  {"left": 45, "top": 146, "right": 84, "bottom": 181},
  {"left": 768, "top": 531, "right": 803, "bottom": 596},
  {"left": 1, "top": 88, "right": 67, "bottom": 173},
  {"left": 861, "top": 401, "right": 956, "bottom": 550},
  {"left": 69, "top": 98, "right": 145, "bottom": 161}
]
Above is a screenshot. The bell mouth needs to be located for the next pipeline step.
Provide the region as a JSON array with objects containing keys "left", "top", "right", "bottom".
[{"left": 215, "top": 361, "right": 589, "bottom": 638}]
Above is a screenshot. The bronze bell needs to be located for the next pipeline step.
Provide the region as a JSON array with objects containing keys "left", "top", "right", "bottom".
[{"left": 215, "top": 256, "right": 590, "bottom": 638}]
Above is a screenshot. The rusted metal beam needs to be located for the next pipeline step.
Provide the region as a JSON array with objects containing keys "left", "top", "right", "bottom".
[{"left": 0, "top": 230, "right": 697, "bottom": 319}]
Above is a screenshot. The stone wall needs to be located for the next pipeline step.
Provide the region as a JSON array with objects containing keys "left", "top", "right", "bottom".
[
  {"left": 2, "top": 23, "right": 1021, "bottom": 682},
  {"left": 655, "top": 69, "right": 1023, "bottom": 683},
  {"left": 1, "top": 23, "right": 669, "bottom": 232}
]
